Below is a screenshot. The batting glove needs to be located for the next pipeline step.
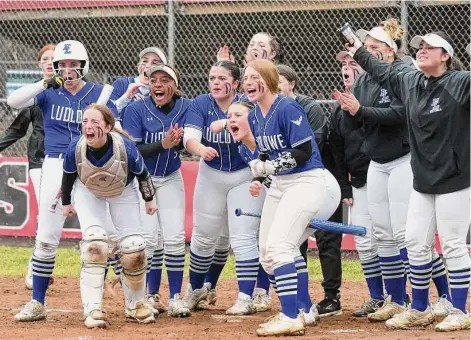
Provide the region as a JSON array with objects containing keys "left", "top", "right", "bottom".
[
  {"left": 249, "top": 159, "right": 276, "bottom": 177},
  {"left": 43, "top": 76, "right": 64, "bottom": 89}
]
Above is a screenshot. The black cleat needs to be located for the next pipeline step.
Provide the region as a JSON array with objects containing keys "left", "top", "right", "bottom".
[{"left": 316, "top": 295, "right": 342, "bottom": 317}]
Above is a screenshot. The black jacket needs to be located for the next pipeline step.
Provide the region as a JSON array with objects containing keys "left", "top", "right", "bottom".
[
  {"left": 354, "top": 47, "right": 470, "bottom": 194},
  {"left": 295, "top": 94, "right": 327, "bottom": 152},
  {"left": 352, "top": 62, "right": 410, "bottom": 164},
  {"left": 329, "top": 104, "right": 370, "bottom": 199},
  {"left": 0, "top": 106, "right": 44, "bottom": 169}
]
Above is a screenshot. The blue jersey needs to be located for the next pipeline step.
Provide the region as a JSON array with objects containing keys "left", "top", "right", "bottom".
[
  {"left": 35, "top": 82, "right": 119, "bottom": 156},
  {"left": 111, "top": 77, "right": 149, "bottom": 119},
  {"left": 123, "top": 96, "right": 190, "bottom": 177},
  {"left": 238, "top": 143, "right": 261, "bottom": 165},
  {"left": 249, "top": 95, "right": 324, "bottom": 175},
  {"left": 185, "top": 94, "right": 247, "bottom": 172},
  {"left": 63, "top": 134, "right": 144, "bottom": 186}
]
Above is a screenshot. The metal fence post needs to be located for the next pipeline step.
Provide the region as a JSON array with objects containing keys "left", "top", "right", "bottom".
[
  {"left": 401, "top": 0, "right": 409, "bottom": 56},
  {"left": 167, "top": 0, "right": 176, "bottom": 67}
]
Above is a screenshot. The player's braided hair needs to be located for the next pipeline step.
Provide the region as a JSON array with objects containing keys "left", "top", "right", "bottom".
[{"left": 380, "top": 18, "right": 405, "bottom": 52}]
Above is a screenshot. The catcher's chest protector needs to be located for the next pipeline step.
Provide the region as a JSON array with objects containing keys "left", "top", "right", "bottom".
[{"left": 76, "top": 132, "right": 128, "bottom": 198}]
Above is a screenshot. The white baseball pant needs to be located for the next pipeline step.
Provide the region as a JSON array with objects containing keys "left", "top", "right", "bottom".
[
  {"left": 260, "top": 168, "right": 341, "bottom": 274},
  {"left": 367, "top": 153, "right": 412, "bottom": 256}
]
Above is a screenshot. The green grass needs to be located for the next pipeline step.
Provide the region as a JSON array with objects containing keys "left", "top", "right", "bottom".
[{"left": 0, "top": 246, "right": 365, "bottom": 281}]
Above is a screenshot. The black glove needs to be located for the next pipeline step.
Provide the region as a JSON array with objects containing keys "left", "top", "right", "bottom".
[{"left": 43, "top": 76, "right": 64, "bottom": 89}]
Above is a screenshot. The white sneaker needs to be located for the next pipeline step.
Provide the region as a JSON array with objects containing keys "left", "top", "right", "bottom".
[
  {"left": 385, "top": 306, "right": 435, "bottom": 329},
  {"left": 253, "top": 288, "right": 272, "bottom": 312},
  {"left": 144, "top": 294, "right": 160, "bottom": 316},
  {"left": 226, "top": 293, "right": 255, "bottom": 316},
  {"left": 196, "top": 283, "right": 216, "bottom": 310},
  {"left": 435, "top": 307, "right": 471, "bottom": 332},
  {"left": 431, "top": 296, "right": 453, "bottom": 318},
  {"left": 146, "top": 293, "right": 166, "bottom": 313},
  {"left": 256, "top": 312, "right": 305, "bottom": 336},
  {"left": 303, "top": 304, "right": 320, "bottom": 326},
  {"left": 168, "top": 294, "right": 191, "bottom": 318},
  {"left": 125, "top": 301, "right": 155, "bottom": 324},
  {"left": 182, "top": 283, "right": 209, "bottom": 311},
  {"left": 15, "top": 300, "right": 47, "bottom": 322},
  {"left": 84, "top": 310, "right": 107, "bottom": 329}
]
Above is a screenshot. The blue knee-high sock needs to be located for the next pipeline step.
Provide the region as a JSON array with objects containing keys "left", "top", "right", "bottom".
[
  {"left": 448, "top": 266, "right": 470, "bottom": 313},
  {"left": 268, "top": 274, "right": 278, "bottom": 294},
  {"left": 379, "top": 253, "right": 405, "bottom": 305},
  {"left": 235, "top": 258, "right": 259, "bottom": 296},
  {"left": 294, "top": 255, "right": 312, "bottom": 312},
  {"left": 431, "top": 255, "right": 450, "bottom": 300},
  {"left": 31, "top": 255, "right": 55, "bottom": 305},
  {"left": 256, "top": 264, "right": 270, "bottom": 293},
  {"left": 360, "top": 256, "right": 384, "bottom": 301},
  {"left": 105, "top": 254, "right": 119, "bottom": 280},
  {"left": 189, "top": 251, "right": 214, "bottom": 290},
  {"left": 147, "top": 248, "right": 163, "bottom": 294},
  {"left": 410, "top": 262, "right": 432, "bottom": 312},
  {"left": 400, "top": 248, "right": 410, "bottom": 301},
  {"left": 165, "top": 252, "right": 185, "bottom": 297},
  {"left": 274, "top": 263, "right": 298, "bottom": 319},
  {"left": 204, "top": 249, "right": 229, "bottom": 289}
]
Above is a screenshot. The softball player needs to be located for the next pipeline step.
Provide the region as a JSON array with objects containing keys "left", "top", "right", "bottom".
[
  {"left": 107, "top": 47, "right": 168, "bottom": 298},
  {"left": 277, "top": 64, "right": 345, "bottom": 318},
  {"left": 213, "top": 101, "right": 320, "bottom": 324},
  {"left": 123, "top": 64, "right": 190, "bottom": 317},
  {"left": 209, "top": 101, "right": 274, "bottom": 314},
  {"left": 60, "top": 104, "right": 156, "bottom": 328},
  {"left": 0, "top": 44, "right": 55, "bottom": 290},
  {"left": 111, "top": 46, "right": 167, "bottom": 115},
  {"left": 7, "top": 40, "right": 119, "bottom": 322},
  {"left": 217, "top": 32, "right": 284, "bottom": 68},
  {"left": 182, "top": 61, "right": 266, "bottom": 316},
  {"left": 244, "top": 59, "right": 340, "bottom": 336},
  {"left": 349, "top": 31, "right": 470, "bottom": 332},
  {"left": 330, "top": 50, "right": 386, "bottom": 317},
  {"left": 336, "top": 19, "right": 412, "bottom": 322}
]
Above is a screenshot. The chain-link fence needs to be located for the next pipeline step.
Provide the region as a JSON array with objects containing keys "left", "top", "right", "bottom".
[{"left": 0, "top": 0, "right": 469, "bottom": 158}]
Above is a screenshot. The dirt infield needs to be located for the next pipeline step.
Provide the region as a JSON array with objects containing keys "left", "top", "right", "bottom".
[{"left": 0, "top": 277, "right": 468, "bottom": 340}]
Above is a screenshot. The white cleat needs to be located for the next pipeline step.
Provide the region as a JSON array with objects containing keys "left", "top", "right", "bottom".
[
  {"left": 15, "top": 300, "right": 47, "bottom": 322},
  {"left": 435, "top": 307, "right": 471, "bottom": 332},
  {"left": 431, "top": 296, "right": 453, "bottom": 319},
  {"left": 145, "top": 293, "right": 166, "bottom": 314},
  {"left": 253, "top": 288, "right": 272, "bottom": 312},
  {"left": 125, "top": 301, "right": 156, "bottom": 324},
  {"left": 226, "top": 293, "right": 256, "bottom": 316},
  {"left": 303, "top": 304, "right": 320, "bottom": 326},
  {"left": 182, "top": 283, "right": 209, "bottom": 311},
  {"left": 196, "top": 283, "right": 216, "bottom": 310},
  {"left": 168, "top": 293, "right": 191, "bottom": 318},
  {"left": 84, "top": 310, "right": 108, "bottom": 329},
  {"left": 256, "top": 312, "right": 305, "bottom": 337}
]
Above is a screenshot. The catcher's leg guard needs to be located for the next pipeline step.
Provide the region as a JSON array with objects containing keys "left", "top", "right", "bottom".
[
  {"left": 119, "top": 234, "right": 148, "bottom": 309},
  {"left": 80, "top": 225, "right": 108, "bottom": 322}
]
